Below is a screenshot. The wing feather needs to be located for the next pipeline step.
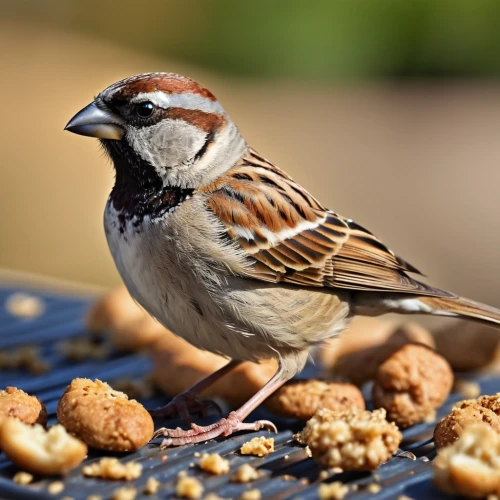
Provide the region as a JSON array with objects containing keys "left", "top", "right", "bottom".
[{"left": 199, "top": 148, "right": 441, "bottom": 296}]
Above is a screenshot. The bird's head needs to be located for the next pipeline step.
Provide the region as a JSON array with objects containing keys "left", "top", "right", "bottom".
[{"left": 65, "top": 73, "right": 246, "bottom": 188}]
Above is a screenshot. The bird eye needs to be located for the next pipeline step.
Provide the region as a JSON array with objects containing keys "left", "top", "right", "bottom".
[{"left": 135, "top": 101, "right": 155, "bottom": 118}]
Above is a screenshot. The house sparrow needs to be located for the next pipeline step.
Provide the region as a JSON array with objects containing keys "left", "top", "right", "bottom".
[{"left": 66, "top": 73, "right": 500, "bottom": 445}]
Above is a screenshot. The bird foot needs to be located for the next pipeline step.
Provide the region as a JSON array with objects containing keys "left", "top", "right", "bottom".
[
  {"left": 149, "top": 392, "right": 222, "bottom": 424},
  {"left": 152, "top": 411, "right": 277, "bottom": 446}
]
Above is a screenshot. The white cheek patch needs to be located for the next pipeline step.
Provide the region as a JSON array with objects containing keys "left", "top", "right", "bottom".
[{"left": 127, "top": 120, "right": 207, "bottom": 170}]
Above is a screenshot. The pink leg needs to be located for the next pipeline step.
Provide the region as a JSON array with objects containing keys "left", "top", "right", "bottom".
[
  {"left": 150, "top": 360, "right": 242, "bottom": 423},
  {"left": 152, "top": 364, "right": 289, "bottom": 446}
]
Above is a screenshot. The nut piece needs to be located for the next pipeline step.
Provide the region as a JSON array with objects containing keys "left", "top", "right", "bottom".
[
  {"left": 328, "top": 321, "right": 434, "bottom": 386},
  {"left": 0, "top": 387, "right": 47, "bottom": 427},
  {"left": 199, "top": 453, "right": 230, "bottom": 475},
  {"left": 434, "top": 400, "right": 500, "bottom": 449},
  {"left": 0, "top": 418, "right": 87, "bottom": 475},
  {"left": 176, "top": 475, "right": 204, "bottom": 499},
  {"left": 231, "top": 463, "right": 260, "bottom": 483},
  {"left": 433, "top": 423, "right": 500, "bottom": 497},
  {"left": 265, "top": 380, "right": 364, "bottom": 420},
  {"left": 57, "top": 378, "right": 154, "bottom": 451},
  {"left": 318, "top": 482, "right": 349, "bottom": 500},
  {"left": 300, "top": 408, "right": 402, "bottom": 470},
  {"left": 372, "top": 344, "right": 453, "bottom": 428},
  {"left": 240, "top": 437, "right": 274, "bottom": 457},
  {"left": 82, "top": 458, "right": 142, "bottom": 480}
]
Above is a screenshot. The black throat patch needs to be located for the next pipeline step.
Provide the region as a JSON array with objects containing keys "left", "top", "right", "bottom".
[{"left": 101, "top": 140, "right": 194, "bottom": 234}]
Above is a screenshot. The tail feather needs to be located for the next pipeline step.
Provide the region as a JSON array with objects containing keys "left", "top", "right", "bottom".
[{"left": 417, "top": 295, "right": 500, "bottom": 328}]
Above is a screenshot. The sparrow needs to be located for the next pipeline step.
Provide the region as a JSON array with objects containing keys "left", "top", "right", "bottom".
[{"left": 65, "top": 72, "right": 500, "bottom": 446}]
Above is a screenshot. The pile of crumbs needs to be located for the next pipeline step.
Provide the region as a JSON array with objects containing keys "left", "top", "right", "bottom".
[
  {"left": 231, "top": 463, "right": 260, "bottom": 483},
  {"left": 176, "top": 472, "right": 204, "bottom": 499},
  {"left": 199, "top": 453, "right": 230, "bottom": 475},
  {"left": 240, "top": 436, "right": 274, "bottom": 457},
  {"left": 299, "top": 408, "right": 402, "bottom": 470},
  {"left": 318, "top": 481, "right": 348, "bottom": 500},
  {"left": 82, "top": 458, "right": 142, "bottom": 480}
]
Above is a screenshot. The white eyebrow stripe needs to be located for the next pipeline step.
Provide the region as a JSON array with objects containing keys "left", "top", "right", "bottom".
[{"left": 129, "top": 91, "right": 225, "bottom": 114}]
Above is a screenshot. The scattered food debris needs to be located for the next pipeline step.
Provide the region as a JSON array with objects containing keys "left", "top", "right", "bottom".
[
  {"left": 176, "top": 475, "right": 204, "bottom": 499},
  {"left": 48, "top": 481, "right": 65, "bottom": 494},
  {"left": 199, "top": 453, "right": 230, "bottom": 475},
  {"left": 82, "top": 458, "right": 142, "bottom": 481},
  {"left": 143, "top": 477, "right": 160, "bottom": 495},
  {"left": 318, "top": 481, "right": 349, "bottom": 500},
  {"left": 240, "top": 489, "right": 261, "bottom": 500},
  {"left": 13, "top": 472, "right": 33, "bottom": 485},
  {"left": 240, "top": 436, "right": 274, "bottom": 457},
  {"left": 111, "top": 486, "right": 137, "bottom": 500},
  {"left": 231, "top": 463, "right": 260, "bottom": 483}
]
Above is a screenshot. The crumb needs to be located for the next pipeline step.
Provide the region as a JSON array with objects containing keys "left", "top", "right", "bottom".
[
  {"left": 61, "top": 497, "right": 75, "bottom": 500},
  {"left": 231, "top": 463, "right": 259, "bottom": 483},
  {"left": 204, "top": 495, "right": 226, "bottom": 500},
  {"left": 199, "top": 453, "right": 229, "bottom": 475},
  {"left": 240, "top": 436, "right": 274, "bottom": 457},
  {"left": 367, "top": 483, "right": 382, "bottom": 493},
  {"left": 143, "top": 477, "right": 160, "bottom": 495},
  {"left": 397, "top": 496, "right": 415, "bottom": 500},
  {"left": 300, "top": 408, "right": 402, "bottom": 470},
  {"left": 240, "top": 489, "right": 261, "bottom": 500},
  {"left": 454, "top": 380, "right": 481, "bottom": 399},
  {"left": 284, "top": 454, "right": 289, "bottom": 460},
  {"left": 305, "top": 446, "right": 312, "bottom": 457},
  {"left": 86, "top": 496, "right": 102, "bottom": 500},
  {"left": 6, "top": 293, "right": 44, "bottom": 318},
  {"left": 0, "top": 418, "right": 87, "bottom": 475},
  {"left": 111, "top": 487, "right": 137, "bottom": 500},
  {"left": 57, "top": 338, "right": 109, "bottom": 362},
  {"left": 13, "top": 471, "right": 33, "bottom": 485},
  {"left": 161, "top": 455, "right": 168, "bottom": 462},
  {"left": 194, "top": 452, "right": 201, "bottom": 457},
  {"left": 48, "top": 481, "right": 64, "bottom": 494},
  {"left": 319, "top": 470, "right": 329, "bottom": 480},
  {"left": 318, "top": 482, "right": 349, "bottom": 500},
  {"left": 176, "top": 475, "right": 204, "bottom": 499},
  {"left": 82, "top": 458, "right": 142, "bottom": 480},
  {"left": 433, "top": 423, "right": 500, "bottom": 497}
]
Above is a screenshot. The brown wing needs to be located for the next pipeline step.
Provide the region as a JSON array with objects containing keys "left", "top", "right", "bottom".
[{"left": 199, "top": 148, "right": 445, "bottom": 296}]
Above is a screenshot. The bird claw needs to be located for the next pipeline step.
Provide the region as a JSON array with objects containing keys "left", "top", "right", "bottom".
[
  {"left": 149, "top": 393, "right": 223, "bottom": 424},
  {"left": 151, "top": 411, "right": 277, "bottom": 446}
]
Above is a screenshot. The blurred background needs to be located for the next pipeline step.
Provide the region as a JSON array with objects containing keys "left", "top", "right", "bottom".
[{"left": 1, "top": 0, "right": 499, "bottom": 307}]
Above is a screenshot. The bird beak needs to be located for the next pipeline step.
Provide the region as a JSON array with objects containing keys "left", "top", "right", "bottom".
[{"left": 65, "top": 101, "right": 124, "bottom": 140}]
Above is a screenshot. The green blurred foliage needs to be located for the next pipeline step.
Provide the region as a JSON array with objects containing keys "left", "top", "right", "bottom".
[{"left": 4, "top": 0, "right": 500, "bottom": 79}]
